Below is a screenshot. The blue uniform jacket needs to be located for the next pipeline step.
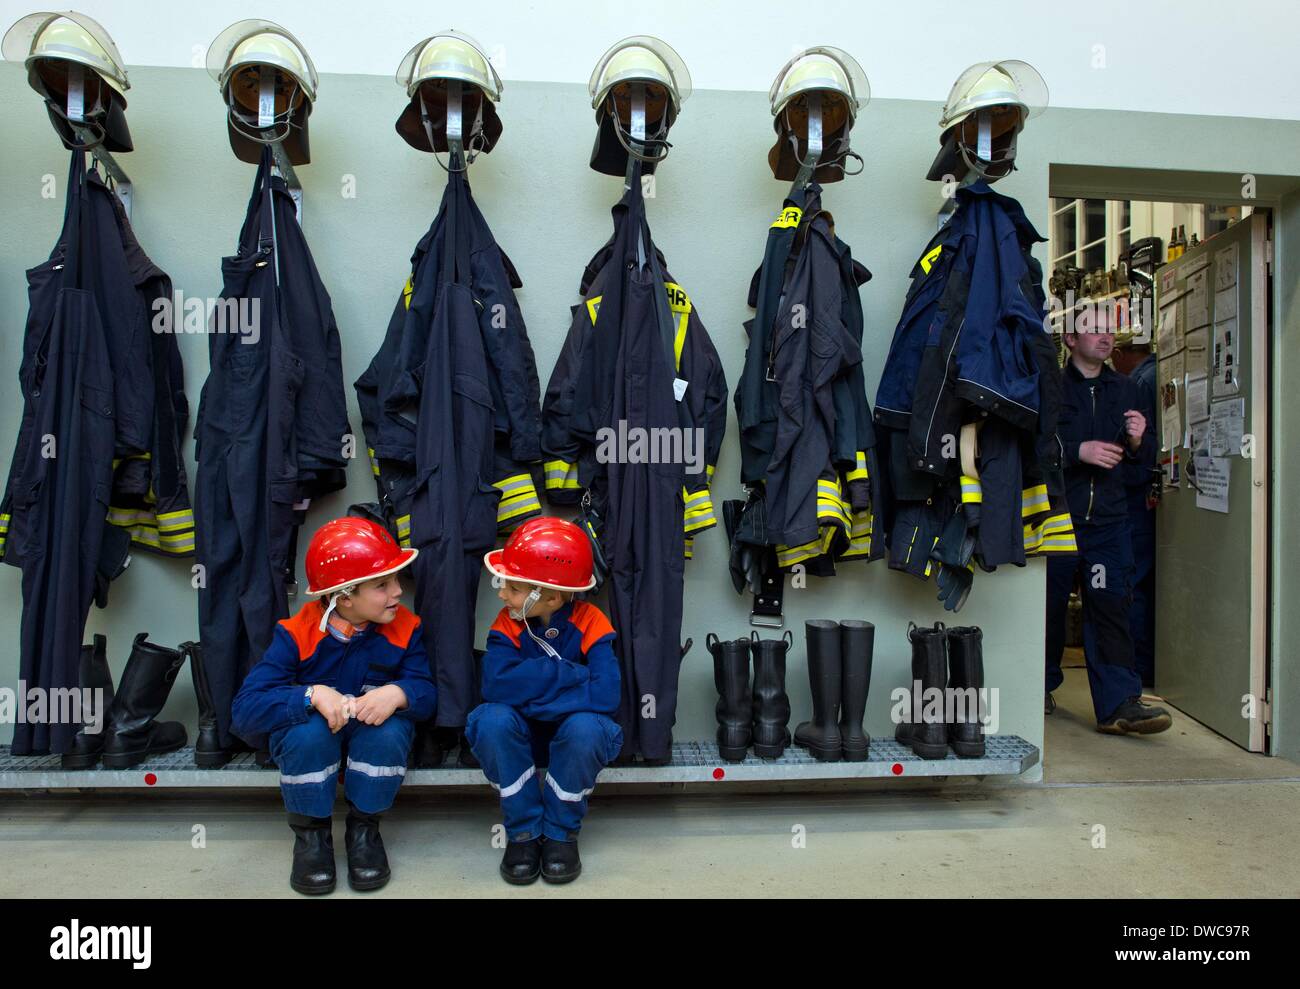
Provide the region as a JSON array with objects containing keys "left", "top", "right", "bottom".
[
  {"left": 481, "top": 600, "right": 620, "bottom": 721},
  {"left": 876, "top": 180, "right": 1049, "bottom": 474},
  {"left": 231, "top": 599, "right": 437, "bottom": 745},
  {"left": 1059, "top": 361, "right": 1156, "bottom": 528}
]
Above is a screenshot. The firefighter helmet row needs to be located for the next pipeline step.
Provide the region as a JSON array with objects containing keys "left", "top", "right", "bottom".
[{"left": 2, "top": 13, "right": 1047, "bottom": 181}]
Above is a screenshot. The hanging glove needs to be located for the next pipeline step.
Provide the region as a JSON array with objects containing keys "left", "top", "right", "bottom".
[
  {"left": 931, "top": 506, "right": 976, "bottom": 612},
  {"left": 935, "top": 561, "right": 975, "bottom": 612}
]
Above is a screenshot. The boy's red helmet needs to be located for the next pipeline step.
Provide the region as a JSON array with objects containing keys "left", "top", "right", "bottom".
[
  {"left": 305, "top": 516, "right": 417, "bottom": 596},
  {"left": 484, "top": 517, "right": 595, "bottom": 592}
]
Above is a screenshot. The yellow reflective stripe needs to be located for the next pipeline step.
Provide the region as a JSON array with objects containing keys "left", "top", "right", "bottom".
[
  {"left": 106, "top": 520, "right": 195, "bottom": 554},
  {"left": 846, "top": 451, "right": 870, "bottom": 482},
  {"left": 543, "top": 460, "right": 581, "bottom": 490},
  {"left": 776, "top": 538, "right": 822, "bottom": 568},
  {"left": 494, "top": 473, "right": 535, "bottom": 495},
  {"left": 396, "top": 514, "right": 411, "bottom": 536},
  {"left": 1021, "top": 484, "right": 1050, "bottom": 518},
  {"left": 772, "top": 205, "right": 802, "bottom": 229},
  {"left": 706, "top": 464, "right": 715, "bottom": 480},
  {"left": 367, "top": 447, "right": 380, "bottom": 477},
  {"left": 498, "top": 498, "right": 541, "bottom": 524},
  {"left": 402, "top": 273, "right": 414, "bottom": 310},
  {"left": 586, "top": 295, "right": 602, "bottom": 325},
  {"left": 684, "top": 537, "right": 694, "bottom": 559},
  {"left": 674, "top": 311, "right": 688, "bottom": 371},
  {"left": 919, "top": 244, "right": 943, "bottom": 274},
  {"left": 960, "top": 475, "right": 983, "bottom": 504}
]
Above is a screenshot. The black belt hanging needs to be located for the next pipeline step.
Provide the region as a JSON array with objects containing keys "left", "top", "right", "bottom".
[{"left": 751, "top": 547, "right": 785, "bottom": 627}]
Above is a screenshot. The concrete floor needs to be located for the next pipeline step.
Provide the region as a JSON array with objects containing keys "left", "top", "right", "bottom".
[{"left": 3, "top": 657, "right": 1297, "bottom": 898}]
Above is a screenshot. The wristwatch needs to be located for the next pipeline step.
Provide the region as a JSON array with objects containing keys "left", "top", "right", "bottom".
[{"left": 304, "top": 685, "right": 315, "bottom": 711}]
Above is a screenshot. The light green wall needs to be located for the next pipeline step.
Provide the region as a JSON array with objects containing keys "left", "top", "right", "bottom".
[{"left": 2, "top": 64, "right": 1297, "bottom": 773}]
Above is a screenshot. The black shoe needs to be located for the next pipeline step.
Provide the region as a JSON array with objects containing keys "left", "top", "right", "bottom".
[
  {"left": 908, "top": 623, "right": 949, "bottom": 760},
  {"left": 457, "top": 732, "right": 480, "bottom": 768},
  {"left": 541, "top": 837, "right": 582, "bottom": 884},
  {"left": 1045, "top": 692, "right": 1056, "bottom": 716},
  {"left": 101, "top": 634, "right": 189, "bottom": 769},
  {"left": 1097, "top": 697, "right": 1173, "bottom": 735},
  {"left": 344, "top": 806, "right": 391, "bottom": 891},
  {"left": 408, "top": 724, "right": 448, "bottom": 768},
  {"left": 62, "top": 635, "right": 115, "bottom": 769},
  {"left": 499, "top": 837, "right": 543, "bottom": 885},
  {"left": 288, "top": 814, "right": 336, "bottom": 895}
]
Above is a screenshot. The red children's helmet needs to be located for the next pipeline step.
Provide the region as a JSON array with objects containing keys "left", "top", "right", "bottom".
[
  {"left": 305, "top": 516, "right": 418, "bottom": 597},
  {"left": 483, "top": 517, "right": 595, "bottom": 592}
]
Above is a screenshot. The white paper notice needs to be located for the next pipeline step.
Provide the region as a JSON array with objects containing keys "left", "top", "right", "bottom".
[
  {"left": 1215, "top": 285, "right": 1238, "bottom": 321},
  {"left": 1186, "top": 268, "right": 1210, "bottom": 329},
  {"left": 1215, "top": 242, "right": 1239, "bottom": 291},
  {"left": 1194, "top": 455, "right": 1230, "bottom": 513},
  {"left": 1157, "top": 303, "right": 1178, "bottom": 353},
  {"left": 1213, "top": 316, "right": 1239, "bottom": 395},
  {"left": 1160, "top": 374, "right": 1182, "bottom": 453},
  {"left": 1186, "top": 371, "right": 1210, "bottom": 424},
  {"left": 1208, "top": 398, "right": 1245, "bottom": 457}
]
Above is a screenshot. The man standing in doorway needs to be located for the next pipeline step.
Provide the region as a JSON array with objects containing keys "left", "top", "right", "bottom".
[{"left": 1045, "top": 305, "right": 1173, "bottom": 735}]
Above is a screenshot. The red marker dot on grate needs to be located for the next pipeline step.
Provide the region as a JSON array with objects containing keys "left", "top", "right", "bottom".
[
  {"left": 891, "top": 763, "right": 903, "bottom": 776},
  {"left": 712, "top": 767, "right": 724, "bottom": 780},
  {"left": 144, "top": 773, "right": 157, "bottom": 786}
]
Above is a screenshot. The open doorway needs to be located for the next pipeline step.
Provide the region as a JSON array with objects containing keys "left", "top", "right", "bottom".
[{"left": 1040, "top": 173, "right": 1292, "bottom": 783}]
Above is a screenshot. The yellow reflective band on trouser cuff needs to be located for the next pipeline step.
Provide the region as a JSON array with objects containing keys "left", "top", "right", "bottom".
[
  {"left": 1021, "top": 484, "right": 1050, "bottom": 518},
  {"left": 776, "top": 525, "right": 837, "bottom": 568},
  {"left": 960, "top": 475, "right": 983, "bottom": 504},
  {"left": 367, "top": 447, "right": 380, "bottom": 477},
  {"left": 543, "top": 460, "right": 581, "bottom": 491},
  {"left": 683, "top": 487, "right": 716, "bottom": 534},
  {"left": 684, "top": 537, "right": 694, "bottom": 559},
  {"left": 495, "top": 473, "right": 542, "bottom": 526},
  {"left": 840, "top": 509, "right": 874, "bottom": 558},
  {"left": 846, "top": 451, "right": 870, "bottom": 483},
  {"left": 772, "top": 205, "right": 802, "bottom": 229}
]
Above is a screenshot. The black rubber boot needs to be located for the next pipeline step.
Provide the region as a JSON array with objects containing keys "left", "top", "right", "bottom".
[
  {"left": 541, "top": 837, "right": 582, "bottom": 884},
  {"left": 946, "top": 626, "right": 986, "bottom": 758},
  {"left": 839, "top": 620, "right": 874, "bottom": 762},
  {"left": 186, "top": 642, "right": 231, "bottom": 768},
  {"left": 101, "top": 634, "right": 189, "bottom": 769},
  {"left": 500, "top": 837, "right": 543, "bottom": 885},
  {"left": 750, "top": 631, "right": 793, "bottom": 759},
  {"left": 707, "top": 633, "right": 752, "bottom": 762},
  {"left": 288, "top": 813, "right": 336, "bottom": 895},
  {"left": 344, "top": 804, "right": 391, "bottom": 891},
  {"left": 794, "top": 621, "right": 842, "bottom": 762},
  {"left": 909, "top": 623, "right": 949, "bottom": 760},
  {"left": 62, "top": 635, "right": 115, "bottom": 769}
]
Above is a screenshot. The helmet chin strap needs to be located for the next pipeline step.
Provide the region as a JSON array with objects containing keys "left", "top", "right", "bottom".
[
  {"left": 512, "top": 587, "right": 562, "bottom": 659},
  {"left": 319, "top": 585, "right": 357, "bottom": 632}
]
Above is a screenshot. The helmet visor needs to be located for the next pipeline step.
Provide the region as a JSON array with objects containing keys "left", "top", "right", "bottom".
[{"left": 3, "top": 10, "right": 129, "bottom": 90}]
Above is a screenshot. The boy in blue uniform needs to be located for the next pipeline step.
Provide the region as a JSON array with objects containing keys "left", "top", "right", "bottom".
[
  {"left": 467, "top": 517, "right": 622, "bottom": 885},
  {"left": 232, "top": 517, "right": 436, "bottom": 894}
]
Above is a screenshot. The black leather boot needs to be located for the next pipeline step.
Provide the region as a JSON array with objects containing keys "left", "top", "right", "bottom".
[
  {"left": 62, "top": 635, "right": 115, "bottom": 769},
  {"left": 946, "top": 626, "right": 986, "bottom": 758},
  {"left": 839, "top": 620, "right": 874, "bottom": 762},
  {"left": 288, "top": 813, "right": 336, "bottom": 895},
  {"left": 707, "top": 633, "right": 752, "bottom": 761},
  {"left": 794, "top": 621, "right": 842, "bottom": 761},
  {"left": 750, "top": 631, "right": 792, "bottom": 759},
  {"left": 101, "top": 634, "right": 189, "bottom": 769},
  {"left": 186, "top": 642, "right": 231, "bottom": 768},
  {"left": 344, "top": 804, "right": 391, "bottom": 891},
  {"left": 541, "top": 837, "right": 582, "bottom": 884},
  {"left": 909, "top": 623, "right": 949, "bottom": 760},
  {"left": 500, "top": 837, "right": 543, "bottom": 885}
]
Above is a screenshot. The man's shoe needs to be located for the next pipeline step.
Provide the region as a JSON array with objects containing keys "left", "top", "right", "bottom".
[
  {"left": 344, "top": 806, "right": 391, "bottom": 891},
  {"left": 1097, "top": 697, "right": 1173, "bottom": 735},
  {"left": 541, "top": 837, "right": 582, "bottom": 884},
  {"left": 288, "top": 814, "right": 336, "bottom": 895},
  {"left": 500, "top": 837, "right": 543, "bottom": 885},
  {"left": 1045, "top": 692, "right": 1056, "bottom": 716}
]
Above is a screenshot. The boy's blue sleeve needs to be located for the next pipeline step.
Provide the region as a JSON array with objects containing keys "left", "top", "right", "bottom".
[
  {"left": 481, "top": 629, "right": 590, "bottom": 711},
  {"left": 392, "top": 625, "right": 437, "bottom": 722},
  {"left": 231, "top": 626, "right": 311, "bottom": 742},
  {"left": 581, "top": 633, "right": 620, "bottom": 715}
]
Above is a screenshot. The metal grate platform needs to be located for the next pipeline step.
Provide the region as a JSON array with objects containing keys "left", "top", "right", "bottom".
[{"left": 0, "top": 736, "right": 1037, "bottom": 789}]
